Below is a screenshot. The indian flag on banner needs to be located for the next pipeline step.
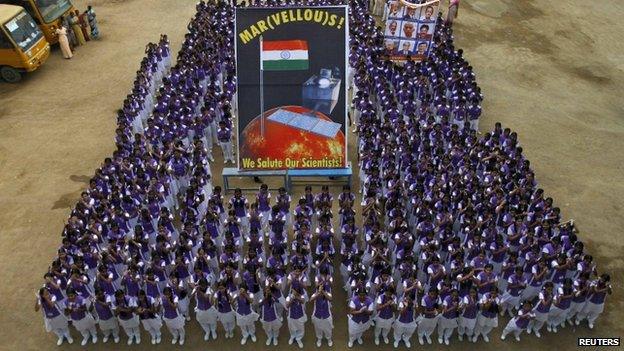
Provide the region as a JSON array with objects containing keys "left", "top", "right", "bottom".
[{"left": 261, "top": 40, "right": 309, "bottom": 71}]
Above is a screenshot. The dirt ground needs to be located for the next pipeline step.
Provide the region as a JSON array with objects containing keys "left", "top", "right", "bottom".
[{"left": 0, "top": 0, "right": 622, "bottom": 350}]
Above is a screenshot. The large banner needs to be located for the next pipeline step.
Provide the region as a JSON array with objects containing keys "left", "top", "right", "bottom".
[
  {"left": 235, "top": 6, "right": 348, "bottom": 170},
  {"left": 383, "top": 0, "right": 439, "bottom": 62}
]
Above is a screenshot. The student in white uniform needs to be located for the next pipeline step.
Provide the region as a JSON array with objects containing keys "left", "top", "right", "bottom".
[
  {"left": 285, "top": 285, "right": 308, "bottom": 348},
  {"left": 473, "top": 287, "right": 501, "bottom": 342},
  {"left": 347, "top": 289, "right": 374, "bottom": 348},
  {"left": 35, "top": 287, "right": 72, "bottom": 346},
  {"left": 576, "top": 274, "right": 612, "bottom": 329},
  {"left": 92, "top": 288, "right": 120, "bottom": 344},
  {"left": 392, "top": 294, "right": 417, "bottom": 348},
  {"left": 233, "top": 283, "right": 259, "bottom": 345},
  {"left": 373, "top": 287, "right": 396, "bottom": 345},
  {"left": 137, "top": 289, "right": 163, "bottom": 344},
  {"left": 457, "top": 287, "right": 479, "bottom": 342},
  {"left": 310, "top": 283, "right": 334, "bottom": 347},
  {"left": 161, "top": 287, "right": 187, "bottom": 345},
  {"left": 501, "top": 301, "right": 535, "bottom": 342},
  {"left": 417, "top": 287, "right": 440, "bottom": 345},
  {"left": 64, "top": 288, "right": 98, "bottom": 346},
  {"left": 193, "top": 278, "right": 218, "bottom": 341}
]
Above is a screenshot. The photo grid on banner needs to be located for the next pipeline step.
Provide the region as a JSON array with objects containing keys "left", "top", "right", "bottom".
[{"left": 383, "top": 0, "right": 439, "bottom": 62}]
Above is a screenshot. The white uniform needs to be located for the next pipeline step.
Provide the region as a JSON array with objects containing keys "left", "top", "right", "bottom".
[
  {"left": 392, "top": 301, "right": 417, "bottom": 344},
  {"left": 112, "top": 296, "right": 141, "bottom": 343},
  {"left": 373, "top": 294, "right": 396, "bottom": 342},
  {"left": 286, "top": 292, "right": 308, "bottom": 343},
  {"left": 501, "top": 309, "right": 534, "bottom": 340},
  {"left": 38, "top": 296, "right": 71, "bottom": 343}
]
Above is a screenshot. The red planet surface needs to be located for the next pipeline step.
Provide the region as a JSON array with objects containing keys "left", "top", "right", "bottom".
[{"left": 239, "top": 105, "right": 346, "bottom": 170}]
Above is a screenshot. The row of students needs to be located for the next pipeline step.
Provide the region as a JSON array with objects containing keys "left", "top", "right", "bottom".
[{"left": 344, "top": 0, "right": 611, "bottom": 348}]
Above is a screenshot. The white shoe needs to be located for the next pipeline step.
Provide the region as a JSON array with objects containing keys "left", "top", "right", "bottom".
[
  {"left": 151, "top": 338, "right": 156, "bottom": 345},
  {"left": 458, "top": 334, "right": 463, "bottom": 341},
  {"left": 317, "top": 339, "right": 322, "bottom": 347},
  {"left": 273, "top": 337, "right": 278, "bottom": 346},
  {"left": 155, "top": 335, "right": 160, "bottom": 344},
  {"left": 242, "top": 336, "right": 248, "bottom": 345},
  {"left": 445, "top": 338, "right": 450, "bottom": 345},
  {"left": 251, "top": 334, "right": 257, "bottom": 342},
  {"left": 527, "top": 328, "right": 532, "bottom": 334},
  {"left": 534, "top": 331, "right": 541, "bottom": 338},
  {"left": 501, "top": 334, "right": 506, "bottom": 341},
  {"left": 114, "top": 336, "right": 120, "bottom": 343},
  {"left": 348, "top": 340, "right": 354, "bottom": 348},
  {"left": 552, "top": 326, "right": 558, "bottom": 333},
  {"left": 419, "top": 336, "right": 424, "bottom": 345},
  {"left": 426, "top": 335, "right": 432, "bottom": 344},
  {"left": 205, "top": 333, "right": 210, "bottom": 341},
  {"left": 102, "top": 336, "right": 109, "bottom": 343},
  {"left": 393, "top": 340, "right": 399, "bottom": 348},
  {"left": 472, "top": 336, "right": 478, "bottom": 343},
  {"left": 357, "top": 337, "right": 363, "bottom": 345},
  {"left": 515, "top": 335, "right": 520, "bottom": 342},
  {"left": 297, "top": 339, "right": 303, "bottom": 348},
  {"left": 91, "top": 335, "right": 97, "bottom": 344},
  {"left": 289, "top": 337, "right": 294, "bottom": 345},
  {"left": 127, "top": 337, "right": 133, "bottom": 345},
  {"left": 135, "top": 336, "right": 140, "bottom": 344},
  {"left": 185, "top": 316, "right": 191, "bottom": 321},
  {"left": 384, "top": 337, "right": 389, "bottom": 344},
  {"left": 172, "top": 337, "right": 178, "bottom": 345},
  {"left": 179, "top": 338, "right": 185, "bottom": 345},
  {"left": 438, "top": 337, "right": 443, "bottom": 344},
  {"left": 405, "top": 340, "right": 411, "bottom": 347},
  {"left": 266, "top": 338, "right": 271, "bottom": 346},
  {"left": 547, "top": 325, "right": 552, "bottom": 332},
  {"left": 81, "top": 337, "right": 89, "bottom": 346},
  {"left": 589, "top": 323, "right": 594, "bottom": 329},
  {"left": 575, "top": 319, "right": 580, "bottom": 326},
  {"left": 484, "top": 335, "right": 490, "bottom": 342},
  {"left": 328, "top": 339, "right": 333, "bottom": 347},
  {"left": 57, "top": 338, "right": 63, "bottom": 346},
  {"left": 66, "top": 337, "right": 73, "bottom": 345},
  {"left": 375, "top": 337, "right": 380, "bottom": 345}
]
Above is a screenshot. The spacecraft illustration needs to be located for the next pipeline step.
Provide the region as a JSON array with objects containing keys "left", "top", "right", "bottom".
[{"left": 265, "top": 68, "right": 343, "bottom": 138}]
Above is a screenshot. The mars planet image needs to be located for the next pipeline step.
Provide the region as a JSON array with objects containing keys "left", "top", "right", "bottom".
[{"left": 239, "top": 105, "right": 346, "bottom": 170}]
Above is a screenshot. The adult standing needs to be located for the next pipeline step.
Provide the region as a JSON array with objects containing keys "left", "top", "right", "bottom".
[
  {"left": 54, "top": 25, "right": 73, "bottom": 59},
  {"left": 76, "top": 10, "right": 91, "bottom": 41},
  {"left": 447, "top": 0, "right": 460, "bottom": 25},
  {"left": 61, "top": 15, "right": 77, "bottom": 48},
  {"left": 85, "top": 6, "right": 100, "bottom": 39},
  {"left": 70, "top": 12, "right": 86, "bottom": 46}
]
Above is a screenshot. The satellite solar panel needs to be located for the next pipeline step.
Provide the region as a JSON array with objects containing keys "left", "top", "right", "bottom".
[
  {"left": 311, "top": 119, "right": 342, "bottom": 137},
  {"left": 266, "top": 109, "right": 341, "bottom": 138},
  {"left": 289, "top": 115, "right": 319, "bottom": 131},
  {"left": 267, "top": 109, "right": 295, "bottom": 124}
]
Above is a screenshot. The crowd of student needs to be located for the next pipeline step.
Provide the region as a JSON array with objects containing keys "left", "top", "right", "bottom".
[
  {"left": 344, "top": 0, "right": 611, "bottom": 347},
  {"left": 35, "top": 0, "right": 611, "bottom": 348}
]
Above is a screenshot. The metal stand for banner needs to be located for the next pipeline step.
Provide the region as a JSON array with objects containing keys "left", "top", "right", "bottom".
[
  {"left": 222, "top": 167, "right": 288, "bottom": 193},
  {"left": 286, "top": 162, "right": 353, "bottom": 192}
]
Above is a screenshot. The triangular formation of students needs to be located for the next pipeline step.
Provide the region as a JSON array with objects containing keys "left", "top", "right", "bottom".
[{"left": 35, "top": 0, "right": 611, "bottom": 348}]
